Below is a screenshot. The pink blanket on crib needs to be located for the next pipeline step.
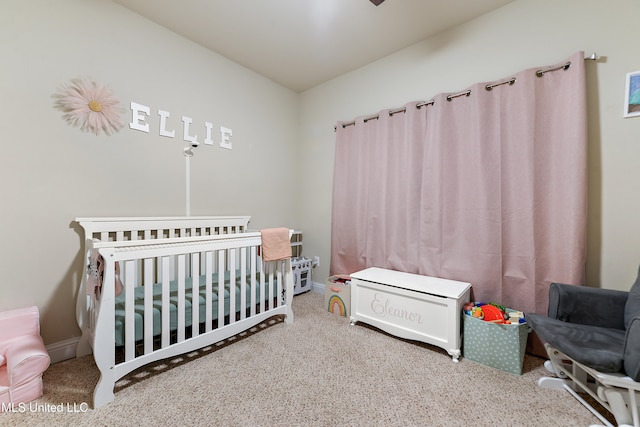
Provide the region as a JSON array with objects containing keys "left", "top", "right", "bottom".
[{"left": 260, "top": 228, "right": 291, "bottom": 262}]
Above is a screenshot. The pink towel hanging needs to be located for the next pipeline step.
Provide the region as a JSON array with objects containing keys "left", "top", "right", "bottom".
[{"left": 260, "top": 228, "right": 291, "bottom": 262}]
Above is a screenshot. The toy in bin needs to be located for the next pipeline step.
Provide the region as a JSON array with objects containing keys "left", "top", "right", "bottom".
[{"left": 462, "top": 302, "right": 526, "bottom": 324}]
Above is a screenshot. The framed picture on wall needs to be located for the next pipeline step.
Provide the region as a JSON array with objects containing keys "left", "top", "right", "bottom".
[{"left": 624, "top": 70, "right": 640, "bottom": 118}]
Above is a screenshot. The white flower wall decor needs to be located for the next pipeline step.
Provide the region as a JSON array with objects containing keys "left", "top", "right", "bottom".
[{"left": 53, "top": 77, "right": 124, "bottom": 135}]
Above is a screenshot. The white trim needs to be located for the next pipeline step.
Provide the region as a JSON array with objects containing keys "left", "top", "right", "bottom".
[
  {"left": 46, "top": 337, "right": 80, "bottom": 364},
  {"left": 311, "top": 281, "right": 325, "bottom": 294}
]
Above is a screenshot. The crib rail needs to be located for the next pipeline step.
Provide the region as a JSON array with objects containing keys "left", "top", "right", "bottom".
[{"left": 76, "top": 215, "right": 251, "bottom": 242}]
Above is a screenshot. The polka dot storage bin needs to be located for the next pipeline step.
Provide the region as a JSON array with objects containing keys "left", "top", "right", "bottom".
[{"left": 462, "top": 307, "right": 530, "bottom": 375}]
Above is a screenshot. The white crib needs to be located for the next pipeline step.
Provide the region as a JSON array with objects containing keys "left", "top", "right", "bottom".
[{"left": 74, "top": 216, "right": 294, "bottom": 408}]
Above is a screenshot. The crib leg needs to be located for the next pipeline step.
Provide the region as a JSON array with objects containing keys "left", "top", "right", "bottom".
[
  {"left": 92, "top": 326, "right": 116, "bottom": 408},
  {"left": 283, "top": 259, "right": 295, "bottom": 324},
  {"left": 285, "top": 304, "right": 294, "bottom": 324},
  {"left": 92, "top": 371, "right": 115, "bottom": 408}
]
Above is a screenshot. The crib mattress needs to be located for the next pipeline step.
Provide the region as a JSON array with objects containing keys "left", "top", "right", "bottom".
[{"left": 114, "top": 272, "right": 276, "bottom": 347}]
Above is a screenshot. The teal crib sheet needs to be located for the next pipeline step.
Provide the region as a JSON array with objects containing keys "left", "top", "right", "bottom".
[{"left": 114, "top": 271, "right": 276, "bottom": 347}]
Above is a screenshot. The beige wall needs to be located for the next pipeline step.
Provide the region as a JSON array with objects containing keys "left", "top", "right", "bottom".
[
  {"left": 0, "top": 0, "right": 299, "bottom": 345},
  {"left": 298, "top": 0, "right": 640, "bottom": 293}
]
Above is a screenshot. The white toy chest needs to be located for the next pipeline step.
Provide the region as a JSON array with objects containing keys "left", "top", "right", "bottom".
[{"left": 350, "top": 267, "right": 471, "bottom": 361}]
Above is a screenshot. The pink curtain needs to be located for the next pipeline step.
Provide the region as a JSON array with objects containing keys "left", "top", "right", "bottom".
[{"left": 331, "top": 52, "right": 587, "bottom": 315}]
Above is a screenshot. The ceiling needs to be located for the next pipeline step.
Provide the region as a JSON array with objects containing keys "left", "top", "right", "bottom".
[{"left": 113, "top": 0, "right": 513, "bottom": 92}]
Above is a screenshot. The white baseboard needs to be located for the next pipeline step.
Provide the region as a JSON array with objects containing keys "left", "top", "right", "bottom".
[
  {"left": 311, "top": 281, "right": 325, "bottom": 294},
  {"left": 46, "top": 337, "right": 79, "bottom": 364}
]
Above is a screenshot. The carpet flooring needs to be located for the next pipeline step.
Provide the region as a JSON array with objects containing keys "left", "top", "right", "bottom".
[{"left": 0, "top": 291, "right": 608, "bottom": 426}]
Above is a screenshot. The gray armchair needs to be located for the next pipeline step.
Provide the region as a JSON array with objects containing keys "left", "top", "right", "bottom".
[{"left": 528, "top": 265, "right": 640, "bottom": 426}]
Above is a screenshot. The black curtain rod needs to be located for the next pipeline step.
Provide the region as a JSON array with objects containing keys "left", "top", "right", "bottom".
[{"left": 335, "top": 53, "right": 598, "bottom": 131}]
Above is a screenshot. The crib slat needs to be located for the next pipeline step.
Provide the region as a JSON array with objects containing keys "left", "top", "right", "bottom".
[
  {"left": 177, "top": 255, "right": 186, "bottom": 342},
  {"left": 154, "top": 231, "right": 161, "bottom": 280},
  {"left": 250, "top": 246, "right": 257, "bottom": 317},
  {"left": 161, "top": 257, "right": 170, "bottom": 348},
  {"left": 229, "top": 248, "right": 236, "bottom": 325},
  {"left": 129, "top": 231, "right": 142, "bottom": 285},
  {"left": 260, "top": 262, "right": 267, "bottom": 313},
  {"left": 168, "top": 229, "right": 176, "bottom": 281},
  {"left": 143, "top": 258, "right": 154, "bottom": 355},
  {"left": 277, "top": 261, "right": 283, "bottom": 308},
  {"left": 124, "top": 260, "right": 135, "bottom": 362},
  {"left": 272, "top": 262, "right": 278, "bottom": 310},
  {"left": 191, "top": 253, "right": 200, "bottom": 337},
  {"left": 205, "top": 251, "right": 213, "bottom": 332},
  {"left": 217, "top": 250, "right": 225, "bottom": 327},
  {"left": 240, "top": 247, "right": 247, "bottom": 321}
]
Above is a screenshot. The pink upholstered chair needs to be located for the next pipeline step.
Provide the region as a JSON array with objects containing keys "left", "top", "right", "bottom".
[{"left": 0, "top": 306, "right": 50, "bottom": 410}]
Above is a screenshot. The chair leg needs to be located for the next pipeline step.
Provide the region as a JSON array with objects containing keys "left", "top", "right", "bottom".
[
  {"left": 538, "top": 346, "right": 578, "bottom": 390},
  {"left": 539, "top": 359, "right": 570, "bottom": 388},
  {"left": 544, "top": 360, "right": 556, "bottom": 374},
  {"left": 602, "top": 387, "right": 634, "bottom": 426},
  {"left": 538, "top": 345, "right": 620, "bottom": 425},
  {"left": 538, "top": 344, "right": 640, "bottom": 426},
  {"left": 538, "top": 376, "right": 572, "bottom": 390},
  {"left": 546, "top": 346, "right": 572, "bottom": 379}
]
